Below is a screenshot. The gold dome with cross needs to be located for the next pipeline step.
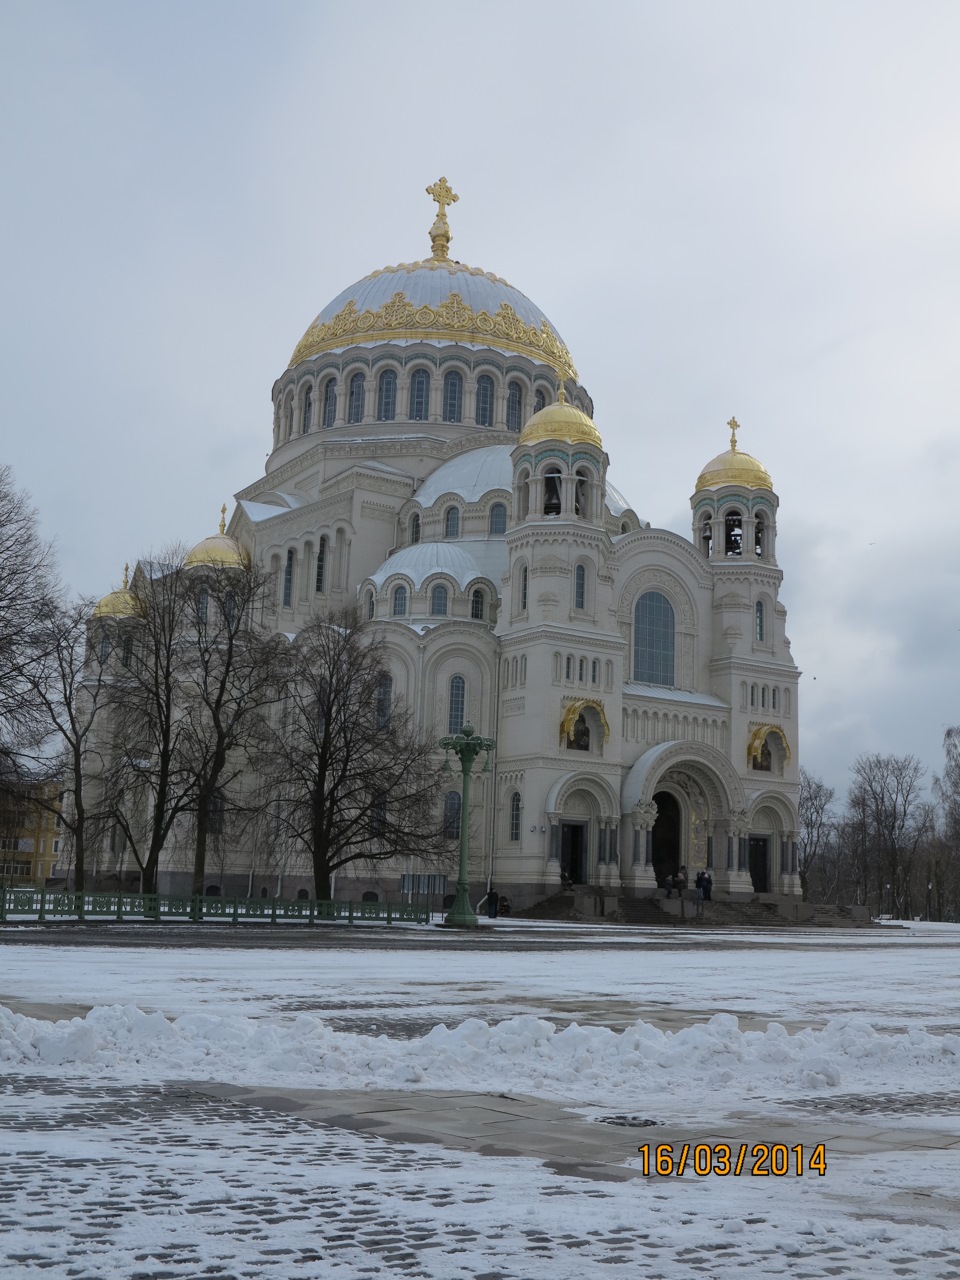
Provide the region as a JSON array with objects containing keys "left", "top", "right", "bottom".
[{"left": 695, "top": 418, "right": 772, "bottom": 492}]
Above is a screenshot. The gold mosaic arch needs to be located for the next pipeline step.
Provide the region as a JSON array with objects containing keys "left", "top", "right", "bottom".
[
  {"left": 561, "top": 698, "right": 611, "bottom": 744},
  {"left": 747, "top": 723, "right": 791, "bottom": 766},
  {"left": 289, "top": 290, "right": 578, "bottom": 383}
]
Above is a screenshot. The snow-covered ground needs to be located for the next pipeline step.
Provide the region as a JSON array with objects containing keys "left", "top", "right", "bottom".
[{"left": 3, "top": 922, "right": 960, "bottom": 1278}]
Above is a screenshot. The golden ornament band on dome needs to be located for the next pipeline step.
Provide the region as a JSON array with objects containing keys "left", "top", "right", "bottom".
[
  {"left": 426, "top": 177, "right": 459, "bottom": 261},
  {"left": 289, "top": 291, "right": 578, "bottom": 381},
  {"left": 747, "top": 723, "right": 791, "bottom": 765},
  {"left": 219, "top": 504, "right": 227, "bottom": 535},
  {"left": 560, "top": 698, "right": 611, "bottom": 743}
]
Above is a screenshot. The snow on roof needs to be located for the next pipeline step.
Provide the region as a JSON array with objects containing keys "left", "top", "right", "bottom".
[
  {"left": 239, "top": 499, "right": 289, "bottom": 522},
  {"left": 369, "top": 538, "right": 508, "bottom": 591},
  {"left": 414, "top": 446, "right": 514, "bottom": 508},
  {"left": 604, "top": 478, "right": 632, "bottom": 516},
  {"left": 623, "top": 683, "right": 729, "bottom": 708}
]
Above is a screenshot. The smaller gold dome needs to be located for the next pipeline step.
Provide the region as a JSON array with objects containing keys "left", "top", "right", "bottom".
[
  {"left": 92, "top": 564, "right": 137, "bottom": 618},
  {"left": 185, "top": 505, "right": 248, "bottom": 570},
  {"left": 695, "top": 418, "right": 772, "bottom": 492},
  {"left": 519, "top": 394, "right": 602, "bottom": 447},
  {"left": 184, "top": 533, "right": 248, "bottom": 570}
]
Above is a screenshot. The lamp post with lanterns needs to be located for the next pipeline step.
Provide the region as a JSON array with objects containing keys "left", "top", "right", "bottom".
[{"left": 439, "top": 723, "right": 495, "bottom": 928}]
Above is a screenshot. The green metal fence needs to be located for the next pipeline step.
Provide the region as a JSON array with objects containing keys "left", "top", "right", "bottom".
[{"left": 0, "top": 887, "right": 430, "bottom": 926}]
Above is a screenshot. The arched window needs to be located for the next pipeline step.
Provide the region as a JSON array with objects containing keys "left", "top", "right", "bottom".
[
  {"left": 701, "top": 516, "right": 713, "bottom": 558},
  {"left": 520, "top": 564, "right": 528, "bottom": 611},
  {"left": 430, "top": 584, "right": 448, "bottom": 616},
  {"left": 489, "top": 502, "right": 507, "bottom": 535},
  {"left": 366, "top": 590, "right": 375, "bottom": 619},
  {"left": 755, "top": 513, "right": 765, "bottom": 558},
  {"left": 476, "top": 374, "right": 494, "bottom": 427},
  {"left": 377, "top": 369, "right": 397, "bottom": 422},
  {"left": 517, "top": 470, "right": 530, "bottom": 521},
  {"left": 574, "top": 469, "right": 590, "bottom": 519},
  {"left": 223, "top": 590, "right": 237, "bottom": 631},
  {"left": 302, "top": 387, "right": 313, "bottom": 433},
  {"left": 633, "top": 590, "right": 675, "bottom": 685},
  {"left": 755, "top": 600, "right": 764, "bottom": 643},
  {"left": 197, "top": 587, "right": 209, "bottom": 625},
  {"left": 99, "top": 633, "right": 111, "bottom": 664},
  {"left": 209, "top": 789, "right": 225, "bottom": 836},
  {"left": 444, "top": 506, "right": 460, "bottom": 538},
  {"left": 578, "top": 657, "right": 586, "bottom": 682},
  {"left": 315, "top": 538, "right": 326, "bottom": 593},
  {"left": 543, "top": 468, "right": 562, "bottom": 516},
  {"left": 282, "top": 549, "right": 294, "bottom": 608},
  {"left": 392, "top": 585, "right": 407, "bottom": 616},
  {"left": 448, "top": 675, "right": 466, "bottom": 733},
  {"left": 376, "top": 673, "right": 393, "bottom": 729},
  {"left": 410, "top": 513, "right": 421, "bottom": 544},
  {"left": 574, "top": 564, "right": 586, "bottom": 610},
  {"left": 443, "top": 790, "right": 461, "bottom": 839},
  {"left": 285, "top": 398, "right": 294, "bottom": 440},
  {"left": 509, "top": 792, "right": 522, "bottom": 841},
  {"left": 347, "top": 372, "right": 366, "bottom": 424},
  {"left": 772, "top": 686, "right": 779, "bottom": 711},
  {"left": 750, "top": 684, "right": 757, "bottom": 708},
  {"left": 442, "top": 370, "right": 463, "bottom": 423},
  {"left": 409, "top": 369, "right": 430, "bottom": 421},
  {"left": 321, "top": 378, "right": 337, "bottom": 429},
  {"left": 533, "top": 388, "right": 546, "bottom": 414},
  {"left": 122, "top": 633, "right": 134, "bottom": 668},
  {"left": 565, "top": 655, "right": 573, "bottom": 681},
  {"left": 591, "top": 658, "right": 600, "bottom": 685},
  {"left": 506, "top": 381, "right": 523, "bottom": 431},
  {"left": 470, "top": 589, "right": 484, "bottom": 620},
  {"left": 725, "top": 509, "right": 743, "bottom": 556}
]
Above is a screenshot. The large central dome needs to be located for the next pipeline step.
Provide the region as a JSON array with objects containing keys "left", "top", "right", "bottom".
[{"left": 289, "top": 179, "right": 577, "bottom": 381}]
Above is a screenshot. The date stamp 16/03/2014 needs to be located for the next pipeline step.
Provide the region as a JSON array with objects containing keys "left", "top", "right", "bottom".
[{"left": 637, "top": 1142, "right": 827, "bottom": 1178}]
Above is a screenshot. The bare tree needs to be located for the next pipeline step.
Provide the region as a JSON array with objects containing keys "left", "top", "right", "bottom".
[
  {"left": 797, "top": 767, "right": 835, "bottom": 902},
  {"left": 0, "top": 466, "right": 60, "bottom": 788},
  {"left": 12, "top": 598, "right": 111, "bottom": 890},
  {"left": 260, "top": 607, "right": 447, "bottom": 899},
  {"left": 177, "top": 562, "right": 283, "bottom": 896},
  {"left": 849, "top": 753, "right": 931, "bottom": 918},
  {"left": 931, "top": 726, "right": 960, "bottom": 920},
  {"left": 99, "top": 550, "right": 198, "bottom": 893}
]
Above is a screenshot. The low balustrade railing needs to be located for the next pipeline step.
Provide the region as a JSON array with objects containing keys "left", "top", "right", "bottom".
[{"left": 0, "top": 887, "right": 430, "bottom": 926}]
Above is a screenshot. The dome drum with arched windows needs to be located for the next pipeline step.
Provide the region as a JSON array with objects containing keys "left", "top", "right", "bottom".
[{"left": 86, "top": 181, "right": 801, "bottom": 913}]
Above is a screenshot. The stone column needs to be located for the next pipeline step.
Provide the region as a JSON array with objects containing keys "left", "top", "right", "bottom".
[{"left": 620, "top": 802, "right": 658, "bottom": 895}]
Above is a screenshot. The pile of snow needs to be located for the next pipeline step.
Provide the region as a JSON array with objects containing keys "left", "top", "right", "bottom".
[{"left": 3, "top": 1004, "right": 959, "bottom": 1108}]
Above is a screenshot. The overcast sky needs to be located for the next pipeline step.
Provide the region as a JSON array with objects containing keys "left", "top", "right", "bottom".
[{"left": 2, "top": 0, "right": 958, "bottom": 800}]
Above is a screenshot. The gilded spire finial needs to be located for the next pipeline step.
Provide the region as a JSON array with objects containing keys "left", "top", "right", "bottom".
[
  {"left": 728, "top": 416, "right": 740, "bottom": 450},
  {"left": 122, "top": 563, "right": 129, "bottom": 590},
  {"left": 426, "top": 176, "right": 459, "bottom": 260},
  {"left": 557, "top": 380, "right": 567, "bottom": 405},
  {"left": 219, "top": 503, "right": 227, "bottom": 535}
]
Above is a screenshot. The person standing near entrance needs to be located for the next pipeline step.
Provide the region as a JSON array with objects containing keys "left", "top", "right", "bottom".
[
  {"left": 703, "top": 871, "right": 713, "bottom": 902},
  {"left": 487, "top": 887, "right": 499, "bottom": 919}
]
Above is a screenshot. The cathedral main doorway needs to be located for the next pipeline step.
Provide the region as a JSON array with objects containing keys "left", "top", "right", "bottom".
[
  {"left": 651, "top": 790, "right": 681, "bottom": 887},
  {"left": 749, "top": 836, "right": 769, "bottom": 893},
  {"left": 560, "top": 822, "right": 586, "bottom": 885}
]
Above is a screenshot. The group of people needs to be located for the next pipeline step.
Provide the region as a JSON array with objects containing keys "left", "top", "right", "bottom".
[{"left": 664, "top": 867, "right": 713, "bottom": 902}]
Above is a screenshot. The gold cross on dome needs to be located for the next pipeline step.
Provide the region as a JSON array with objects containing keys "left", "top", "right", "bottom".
[
  {"left": 426, "top": 176, "right": 459, "bottom": 219},
  {"left": 219, "top": 503, "right": 227, "bottom": 535},
  {"left": 728, "top": 416, "right": 740, "bottom": 449}
]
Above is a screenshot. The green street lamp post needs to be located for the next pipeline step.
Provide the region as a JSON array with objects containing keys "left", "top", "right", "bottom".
[{"left": 439, "top": 722, "right": 495, "bottom": 928}]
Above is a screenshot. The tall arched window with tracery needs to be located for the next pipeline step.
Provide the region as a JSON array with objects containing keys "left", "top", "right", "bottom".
[
  {"left": 633, "top": 590, "right": 675, "bottom": 686},
  {"left": 489, "top": 502, "right": 507, "bottom": 535},
  {"left": 443, "top": 791, "right": 461, "bottom": 839},
  {"left": 448, "top": 675, "right": 466, "bottom": 733},
  {"left": 347, "top": 373, "right": 366, "bottom": 424},
  {"left": 321, "top": 378, "right": 337, "bottom": 429},
  {"left": 377, "top": 369, "right": 397, "bottom": 421},
  {"left": 476, "top": 374, "right": 494, "bottom": 427},
  {"left": 410, "top": 513, "right": 421, "bottom": 544},
  {"left": 509, "top": 792, "right": 522, "bottom": 841},
  {"left": 755, "top": 600, "right": 764, "bottom": 643},
  {"left": 285, "top": 397, "right": 294, "bottom": 439},
  {"left": 409, "top": 369, "right": 430, "bottom": 421},
  {"left": 444, "top": 506, "right": 460, "bottom": 539},
  {"left": 302, "top": 387, "right": 313, "bottom": 433},
  {"left": 574, "top": 564, "right": 586, "bottom": 610},
  {"left": 430, "top": 584, "right": 448, "bottom": 616},
  {"left": 506, "top": 381, "right": 523, "bottom": 431},
  {"left": 442, "top": 371, "right": 463, "bottom": 423},
  {"left": 470, "top": 588, "right": 484, "bottom": 620}
]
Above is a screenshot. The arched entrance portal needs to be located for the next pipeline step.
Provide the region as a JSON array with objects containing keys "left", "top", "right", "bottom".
[{"left": 651, "top": 790, "right": 680, "bottom": 887}]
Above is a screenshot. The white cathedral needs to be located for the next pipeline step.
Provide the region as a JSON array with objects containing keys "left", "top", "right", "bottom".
[{"left": 97, "top": 179, "right": 801, "bottom": 909}]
